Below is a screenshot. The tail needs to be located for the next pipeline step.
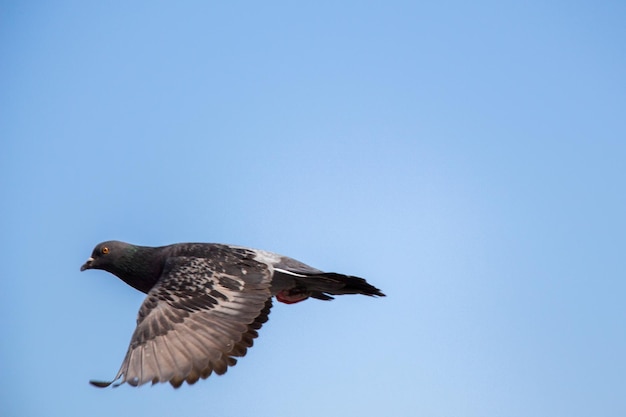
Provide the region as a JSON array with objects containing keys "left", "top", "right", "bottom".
[{"left": 294, "top": 272, "right": 385, "bottom": 301}]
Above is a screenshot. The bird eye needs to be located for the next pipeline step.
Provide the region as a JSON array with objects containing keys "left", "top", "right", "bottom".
[{"left": 101, "top": 247, "right": 110, "bottom": 255}]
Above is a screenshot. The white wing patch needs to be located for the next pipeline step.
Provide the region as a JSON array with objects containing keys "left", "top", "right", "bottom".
[{"left": 273, "top": 267, "right": 307, "bottom": 277}]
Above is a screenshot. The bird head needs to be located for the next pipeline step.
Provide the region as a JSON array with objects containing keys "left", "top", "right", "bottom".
[{"left": 80, "top": 240, "right": 129, "bottom": 272}]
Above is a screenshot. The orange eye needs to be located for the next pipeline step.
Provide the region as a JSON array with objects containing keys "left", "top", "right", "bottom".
[{"left": 102, "top": 247, "right": 110, "bottom": 254}]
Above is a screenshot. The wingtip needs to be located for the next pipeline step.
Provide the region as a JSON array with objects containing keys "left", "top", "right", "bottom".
[
  {"left": 90, "top": 378, "right": 124, "bottom": 388},
  {"left": 89, "top": 379, "right": 114, "bottom": 388}
]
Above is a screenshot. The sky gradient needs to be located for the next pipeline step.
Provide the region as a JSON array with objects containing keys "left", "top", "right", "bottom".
[{"left": 2, "top": 1, "right": 625, "bottom": 416}]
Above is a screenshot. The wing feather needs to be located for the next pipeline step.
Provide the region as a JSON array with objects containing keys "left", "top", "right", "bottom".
[{"left": 91, "top": 251, "right": 273, "bottom": 388}]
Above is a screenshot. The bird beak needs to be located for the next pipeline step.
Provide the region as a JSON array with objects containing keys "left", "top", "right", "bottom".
[{"left": 80, "top": 257, "right": 94, "bottom": 271}]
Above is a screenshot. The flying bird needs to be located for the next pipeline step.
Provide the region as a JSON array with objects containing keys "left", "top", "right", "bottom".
[{"left": 80, "top": 240, "right": 385, "bottom": 388}]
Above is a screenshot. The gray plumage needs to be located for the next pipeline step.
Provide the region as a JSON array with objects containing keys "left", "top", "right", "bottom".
[{"left": 80, "top": 240, "right": 385, "bottom": 388}]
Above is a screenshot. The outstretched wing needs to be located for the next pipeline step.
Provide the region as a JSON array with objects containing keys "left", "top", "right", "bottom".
[{"left": 91, "top": 252, "right": 273, "bottom": 388}]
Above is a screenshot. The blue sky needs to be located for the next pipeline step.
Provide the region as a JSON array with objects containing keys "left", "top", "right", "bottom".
[{"left": 2, "top": 1, "right": 625, "bottom": 416}]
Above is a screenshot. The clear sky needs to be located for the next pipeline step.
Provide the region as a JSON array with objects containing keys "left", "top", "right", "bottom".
[{"left": 2, "top": 1, "right": 625, "bottom": 416}]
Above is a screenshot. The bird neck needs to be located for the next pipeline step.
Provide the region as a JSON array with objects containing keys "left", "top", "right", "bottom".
[{"left": 111, "top": 246, "right": 165, "bottom": 294}]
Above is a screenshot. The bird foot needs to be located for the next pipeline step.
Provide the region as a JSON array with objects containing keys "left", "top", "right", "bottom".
[{"left": 276, "top": 288, "right": 310, "bottom": 304}]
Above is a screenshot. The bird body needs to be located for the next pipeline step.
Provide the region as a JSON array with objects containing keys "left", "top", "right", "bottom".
[{"left": 81, "top": 240, "right": 384, "bottom": 388}]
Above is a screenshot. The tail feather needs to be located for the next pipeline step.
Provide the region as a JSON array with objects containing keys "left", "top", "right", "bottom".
[{"left": 295, "top": 273, "right": 385, "bottom": 300}]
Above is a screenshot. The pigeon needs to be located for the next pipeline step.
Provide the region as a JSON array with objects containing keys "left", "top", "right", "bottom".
[{"left": 80, "top": 240, "right": 385, "bottom": 388}]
